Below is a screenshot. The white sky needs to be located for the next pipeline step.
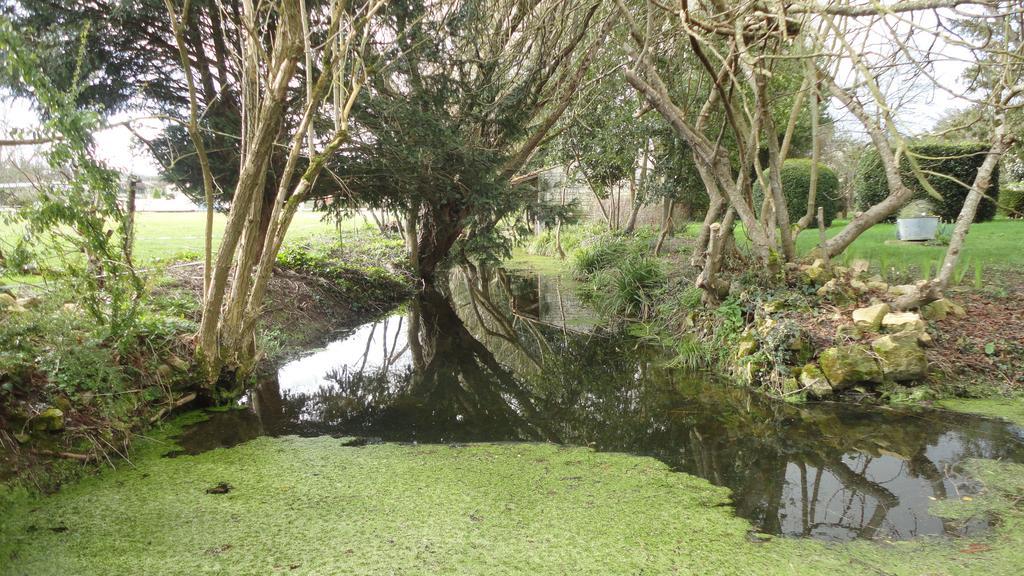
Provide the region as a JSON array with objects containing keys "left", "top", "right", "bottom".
[{"left": 1, "top": 96, "right": 164, "bottom": 178}]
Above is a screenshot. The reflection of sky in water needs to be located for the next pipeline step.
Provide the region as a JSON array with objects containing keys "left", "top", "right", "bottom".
[{"left": 278, "top": 314, "right": 410, "bottom": 396}]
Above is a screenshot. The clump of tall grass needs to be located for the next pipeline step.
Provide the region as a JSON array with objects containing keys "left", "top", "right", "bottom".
[
  {"left": 573, "top": 237, "right": 634, "bottom": 277},
  {"left": 668, "top": 334, "right": 717, "bottom": 370},
  {"left": 587, "top": 256, "right": 666, "bottom": 320},
  {"left": 572, "top": 230, "right": 656, "bottom": 278}
]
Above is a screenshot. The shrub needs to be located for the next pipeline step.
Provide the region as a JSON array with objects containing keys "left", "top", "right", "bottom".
[
  {"left": 754, "top": 159, "right": 842, "bottom": 227},
  {"left": 998, "top": 183, "right": 1024, "bottom": 218},
  {"left": 898, "top": 199, "right": 937, "bottom": 218},
  {"left": 854, "top": 141, "right": 999, "bottom": 222}
]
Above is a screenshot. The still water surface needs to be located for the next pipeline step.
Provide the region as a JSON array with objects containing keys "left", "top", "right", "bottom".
[{"left": 175, "top": 266, "right": 1024, "bottom": 542}]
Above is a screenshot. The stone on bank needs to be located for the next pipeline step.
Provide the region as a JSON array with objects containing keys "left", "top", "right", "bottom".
[
  {"left": 800, "top": 364, "right": 832, "bottom": 398},
  {"left": 852, "top": 303, "right": 890, "bottom": 331},
  {"left": 871, "top": 332, "right": 929, "bottom": 382},
  {"left": 882, "top": 311, "right": 925, "bottom": 333},
  {"left": 819, "top": 345, "right": 883, "bottom": 389}
]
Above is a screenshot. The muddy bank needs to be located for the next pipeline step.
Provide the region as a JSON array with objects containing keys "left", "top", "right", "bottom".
[{"left": 0, "top": 234, "right": 413, "bottom": 492}]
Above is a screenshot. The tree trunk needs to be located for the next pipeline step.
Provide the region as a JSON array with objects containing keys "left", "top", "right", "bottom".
[
  {"left": 816, "top": 207, "right": 830, "bottom": 274},
  {"left": 653, "top": 199, "right": 674, "bottom": 256},
  {"left": 696, "top": 216, "right": 732, "bottom": 305},
  {"left": 415, "top": 201, "right": 468, "bottom": 282},
  {"left": 555, "top": 218, "right": 566, "bottom": 259},
  {"left": 404, "top": 203, "right": 420, "bottom": 273},
  {"left": 623, "top": 143, "right": 650, "bottom": 235},
  {"left": 124, "top": 177, "right": 138, "bottom": 266},
  {"left": 692, "top": 189, "right": 725, "bottom": 268}
]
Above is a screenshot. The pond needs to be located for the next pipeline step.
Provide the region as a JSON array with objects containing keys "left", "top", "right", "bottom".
[{"left": 174, "top": 265, "right": 1024, "bottom": 542}]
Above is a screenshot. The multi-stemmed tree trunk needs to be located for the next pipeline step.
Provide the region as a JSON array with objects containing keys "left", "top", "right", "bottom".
[
  {"left": 614, "top": 0, "right": 1021, "bottom": 306},
  {"left": 167, "top": 0, "right": 386, "bottom": 385}
]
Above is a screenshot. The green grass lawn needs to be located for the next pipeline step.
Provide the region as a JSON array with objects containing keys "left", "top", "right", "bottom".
[
  {"left": 128, "top": 211, "right": 362, "bottom": 262},
  {"left": 1, "top": 211, "right": 372, "bottom": 286},
  {"left": 710, "top": 218, "right": 1022, "bottom": 282},
  {"left": 794, "top": 218, "right": 1024, "bottom": 274}
]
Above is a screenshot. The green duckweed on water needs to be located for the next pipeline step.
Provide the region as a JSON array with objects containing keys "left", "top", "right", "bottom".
[
  {"left": 937, "top": 398, "right": 1024, "bottom": 427},
  {"left": 1, "top": 428, "right": 1023, "bottom": 576}
]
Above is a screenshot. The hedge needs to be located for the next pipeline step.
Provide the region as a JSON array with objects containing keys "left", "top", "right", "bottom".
[
  {"left": 854, "top": 141, "right": 999, "bottom": 222},
  {"left": 754, "top": 159, "right": 842, "bottom": 227},
  {"left": 999, "top": 183, "right": 1024, "bottom": 218}
]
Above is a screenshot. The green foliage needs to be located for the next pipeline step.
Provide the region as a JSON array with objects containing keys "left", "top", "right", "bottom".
[
  {"left": 998, "top": 182, "right": 1024, "bottom": 217},
  {"left": 754, "top": 159, "right": 842, "bottom": 227},
  {"left": 678, "top": 285, "right": 704, "bottom": 310},
  {"left": 0, "top": 288, "right": 194, "bottom": 428},
  {"left": 319, "top": 0, "right": 598, "bottom": 274},
  {"left": 571, "top": 232, "right": 665, "bottom": 320},
  {"left": 713, "top": 297, "right": 746, "bottom": 342},
  {"left": 931, "top": 222, "right": 953, "bottom": 246},
  {"left": 668, "top": 334, "right": 717, "bottom": 370},
  {"left": 854, "top": 141, "right": 999, "bottom": 222},
  {"left": 573, "top": 236, "right": 637, "bottom": 277},
  {"left": 0, "top": 19, "right": 143, "bottom": 341}
]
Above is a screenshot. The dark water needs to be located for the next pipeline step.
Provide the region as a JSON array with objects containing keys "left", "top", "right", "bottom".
[{"left": 175, "top": 265, "right": 1024, "bottom": 542}]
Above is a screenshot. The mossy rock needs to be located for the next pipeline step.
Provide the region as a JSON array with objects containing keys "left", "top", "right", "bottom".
[
  {"left": 0, "top": 292, "right": 16, "bottom": 309},
  {"left": 800, "top": 364, "right": 832, "bottom": 398},
  {"left": 819, "top": 345, "right": 882, "bottom": 390},
  {"left": 921, "top": 298, "right": 966, "bottom": 321},
  {"left": 871, "top": 333, "right": 928, "bottom": 382},
  {"left": 801, "top": 260, "right": 831, "bottom": 286},
  {"left": 32, "top": 407, "right": 65, "bottom": 432},
  {"left": 735, "top": 334, "right": 759, "bottom": 358}
]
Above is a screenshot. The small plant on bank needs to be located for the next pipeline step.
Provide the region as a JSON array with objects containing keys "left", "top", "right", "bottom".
[
  {"left": 573, "top": 236, "right": 633, "bottom": 277},
  {"left": 572, "top": 232, "right": 667, "bottom": 321},
  {"left": 973, "top": 262, "right": 985, "bottom": 290},
  {"left": 954, "top": 259, "right": 971, "bottom": 286},
  {"left": 669, "top": 335, "right": 717, "bottom": 370}
]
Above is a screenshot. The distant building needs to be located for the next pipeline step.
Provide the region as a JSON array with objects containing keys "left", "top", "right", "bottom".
[{"left": 532, "top": 165, "right": 669, "bottom": 232}]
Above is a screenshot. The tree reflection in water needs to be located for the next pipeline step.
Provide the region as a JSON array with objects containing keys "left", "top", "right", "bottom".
[{"left": 177, "top": 265, "right": 1024, "bottom": 541}]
